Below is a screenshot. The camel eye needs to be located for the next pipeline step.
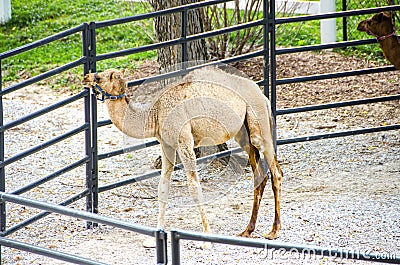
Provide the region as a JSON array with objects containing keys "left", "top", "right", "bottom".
[{"left": 93, "top": 73, "right": 102, "bottom": 82}]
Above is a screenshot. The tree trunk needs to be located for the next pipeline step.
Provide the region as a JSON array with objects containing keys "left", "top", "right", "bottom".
[
  {"left": 149, "top": 0, "right": 208, "bottom": 69},
  {"left": 149, "top": 0, "right": 229, "bottom": 169}
]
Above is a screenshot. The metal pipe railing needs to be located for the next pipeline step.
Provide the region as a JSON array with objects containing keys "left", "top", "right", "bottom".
[
  {"left": 170, "top": 228, "right": 400, "bottom": 265},
  {"left": 0, "top": 192, "right": 168, "bottom": 264}
]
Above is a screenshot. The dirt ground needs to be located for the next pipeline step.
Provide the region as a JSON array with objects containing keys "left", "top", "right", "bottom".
[{"left": 1, "top": 50, "right": 399, "bottom": 264}]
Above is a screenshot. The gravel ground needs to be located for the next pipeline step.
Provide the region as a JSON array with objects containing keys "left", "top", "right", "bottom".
[{"left": 1, "top": 51, "right": 399, "bottom": 264}]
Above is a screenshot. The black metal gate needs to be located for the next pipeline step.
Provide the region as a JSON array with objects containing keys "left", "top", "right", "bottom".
[{"left": 0, "top": 0, "right": 399, "bottom": 264}]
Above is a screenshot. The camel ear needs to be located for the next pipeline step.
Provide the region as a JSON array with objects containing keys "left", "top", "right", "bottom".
[
  {"left": 94, "top": 73, "right": 102, "bottom": 82},
  {"left": 109, "top": 72, "right": 115, "bottom": 81},
  {"left": 383, "top": 11, "right": 392, "bottom": 18},
  {"left": 121, "top": 69, "right": 125, "bottom": 76},
  {"left": 374, "top": 12, "right": 385, "bottom": 23}
]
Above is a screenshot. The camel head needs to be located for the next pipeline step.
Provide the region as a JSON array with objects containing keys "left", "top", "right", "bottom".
[
  {"left": 357, "top": 12, "right": 395, "bottom": 40},
  {"left": 82, "top": 69, "right": 127, "bottom": 101}
]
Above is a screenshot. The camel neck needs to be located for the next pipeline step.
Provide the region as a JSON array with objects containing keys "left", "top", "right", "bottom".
[
  {"left": 378, "top": 35, "right": 400, "bottom": 69},
  {"left": 105, "top": 98, "right": 157, "bottom": 139},
  {"left": 105, "top": 98, "right": 129, "bottom": 133},
  {"left": 378, "top": 34, "right": 400, "bottom": 48},
  {"left": 376, "top": 31, "right": 397, "bottom": 41}
]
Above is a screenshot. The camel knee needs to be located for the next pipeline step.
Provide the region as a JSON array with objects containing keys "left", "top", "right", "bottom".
[
  {"left": 249, "top": 134, "right": 265, "bottom": 153},
  {"left": 269, "top": 157, "right": 283, "bottom": 184},
  {"left": 177, "top": 141, "right": 197, "bottom": 171},
  {"left": 187, "top": 172, "right": 202, "bottom": 194}
]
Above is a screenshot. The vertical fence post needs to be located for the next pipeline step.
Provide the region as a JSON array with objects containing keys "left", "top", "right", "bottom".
[
  {"left": 0, "top": 0, "right": 11, "bottom": 25},
  {"left": 269, "top": 0, "right": 277, "bottom": 151},
  {"left": 263, "top": 0, "right": 270, "bottom": 99},
  {"left": 82, "top": 23, "right": 90, "bottom": 76},
  {"left": 171, "top": 230, "right": 181, "bottom": 265},
  {"left": 0, "top": 59, "right": 5, "bottom": 261},
  {"left": 82, "top": 22, "right": 99, "bottom": 228},
  {"left": 181, "top": 9, "right": 188, "bottom": 65},
  {"left": 88, "top": 21, "right": 99, "bottom": 227},
  {"left": 82, "top": 23, "right": 93, "bottom": 228},
  {"left": 320, "top": 0, "right": 337, "bottom": 43},
  {"left": 342, "top": 0, "right": 348, "bottom": 42},
  {"left": 155, "top": 230, "right": 168, "bottom": 264}
]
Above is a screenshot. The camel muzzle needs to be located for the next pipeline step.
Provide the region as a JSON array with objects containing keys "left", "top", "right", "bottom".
[
  {"left": 92, "top": 83, "right": 126, "bottom": 102},
  {"left": 82, "top": 73, "right": 126, "bottom": 102}
]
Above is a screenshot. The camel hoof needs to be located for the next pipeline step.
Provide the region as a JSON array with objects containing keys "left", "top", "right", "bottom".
[
  {"left": 201, "top": 242, "right": 213, "bottom": 250},
  {"left": 263, "top": 230, "right": 280, "bottom": 240},
  {"left": 194, "top": 241, "right": 212, "bottom": 250},
  {"left": 142, "top": 237, "right": 157, "bottom": 248},
  {"left": 237, "top": 231, "right": 252, "bottom": 238}
]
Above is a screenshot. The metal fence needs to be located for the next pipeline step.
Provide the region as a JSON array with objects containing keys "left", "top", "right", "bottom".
[
  {"left": 342, "top": 0, "right": 399, "bottom": 41},
  {"left": 271, "top": 4, "right": 400, "bottom": 145},
  {"left": 0, "top": 0, "right": 399, "bottom": 264},
  {"left": 170, "top": 229, "right": 400, "bottom": 265}
]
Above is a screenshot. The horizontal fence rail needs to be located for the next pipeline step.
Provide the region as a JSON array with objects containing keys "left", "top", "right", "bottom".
[
  {"left": 96, "top": 19, "right": 264, "bottom": 62},
  {"left": 98, "top": 146, "right": 242, "bottom": 193},
  {"left": 0, "top": 237, "right": 107, "bottom": 265},
  {"left": 0, "top": 24, "right": 86, "bottom": 60},
  {"left": 94, "top": 0, "right": 234, "bottom": 28},
  {"left": 0, "top": 192, "right": 167, "bottom": 264},
  {"left": 277, "top": 94, "right": 400, "bottom": 115},
  {"left": 0, "top": 0, "right": 399, "bottom": 263},
  {"left": 275, "top": 5, "right": 400, "bottom": 25},
  {"left": 1, "top": 190, "right": 90, "bottom": 237},
  {"left": 0, "top": 58, "right": 86, "bottom": 96},
  {"left": 277, "top": 124, "right": 400, "bottom": 145},
  {"left": 0, "top": 124, "right": 88, "bottom": 168},
  {"left": 10, "top": 157, "right": 90, "bottom": 196},
  {"left": 126, "top": 49, "right": 266, "bottom": 88},
  {"left": 0, "top": 90, "right": 88, "bottom": 132},
  {"left": 170, "top": 229, "right": 400, "bottom": 265},
  {"left": 276, "top": 66, "right": 398, "bottom": 85},
  {"left": 270, "top": 2, "right": 400, "bottom": 147}
]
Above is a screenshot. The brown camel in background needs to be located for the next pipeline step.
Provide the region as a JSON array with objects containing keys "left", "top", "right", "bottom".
[{"left": 357, "top": 12, "right": 400, "bottom": 69}]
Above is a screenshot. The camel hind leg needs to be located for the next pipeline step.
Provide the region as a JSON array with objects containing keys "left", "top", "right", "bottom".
[
  {"left": 234, "top": 124, "right": 269, "bottom": 237},
  {"left": 237, "top": 109, "right": 283, "bottom": 239},
  {"left": 264, "top": 151, "right": 283, "bottom": 239},
  {"left": 251, "top": 131, "right": 283, "bottom": 239}
]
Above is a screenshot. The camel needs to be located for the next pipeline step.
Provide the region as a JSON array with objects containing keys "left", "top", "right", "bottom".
[
  {"left": 82, "top": 66, "right": 283, "bottom": 245},
  {"left": 357, "top": 12, "right": 400, "bottom": 69}
]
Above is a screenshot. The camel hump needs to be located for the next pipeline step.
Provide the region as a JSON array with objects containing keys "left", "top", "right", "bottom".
[{"left": 185, "top": 65, "right": 275, "bottom": 149}]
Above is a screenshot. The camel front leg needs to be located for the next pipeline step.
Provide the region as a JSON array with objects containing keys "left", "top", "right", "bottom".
[
  {"left": 142, "top": 143, "right": 175, "bottom": 248},
  {"left": 177, "top": 125, "right": 211, "bottom": 235},
  {"left": 157, "top": 143, "right": 175, "bottom": 230},
  {"left": 186, "top": 170, "right": 211, "bottom": 234}
]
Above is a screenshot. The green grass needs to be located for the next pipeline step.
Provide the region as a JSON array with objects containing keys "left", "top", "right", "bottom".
[{"left": 0, "top": 0, "right": 155, "bottom": 90}]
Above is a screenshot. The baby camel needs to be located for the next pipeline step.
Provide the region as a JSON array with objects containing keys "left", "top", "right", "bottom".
[
  {"left": 82, "top": 67, "right": 283, "bottom": 242},
  {"left": 357, "top": 12, "right": 400, "bottom": 69}
]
